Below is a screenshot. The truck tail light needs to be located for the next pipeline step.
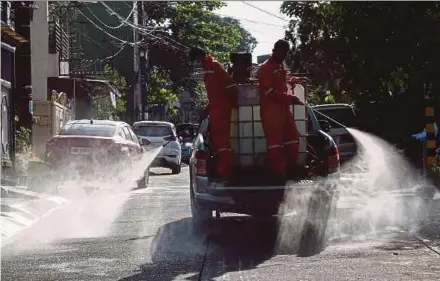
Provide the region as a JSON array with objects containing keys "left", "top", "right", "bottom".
[
  {"left": 328, "top": 144, "right": 340, "bottom": 174},
  {"left": 194, "top": 149, "right": 209, "bottom": 176}
]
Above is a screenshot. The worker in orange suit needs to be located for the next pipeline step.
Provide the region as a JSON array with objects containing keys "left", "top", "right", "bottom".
[
  {"left": 257, "top": 40, "right": 304, "bottom": 180},
  {"left": 189, "top": 47, "right": 237, "bottom": 179}
]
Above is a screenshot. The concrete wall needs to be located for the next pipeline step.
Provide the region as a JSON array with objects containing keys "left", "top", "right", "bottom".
[{"left": 30, "top": 1, "right": 50, "bottom": 101}]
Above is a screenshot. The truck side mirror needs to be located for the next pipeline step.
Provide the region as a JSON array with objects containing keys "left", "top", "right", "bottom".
[{"left": 318, "top": 120, "right": 331, "bottom": 132}]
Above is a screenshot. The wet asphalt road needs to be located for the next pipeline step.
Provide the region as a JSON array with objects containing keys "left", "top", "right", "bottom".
[{"left": 1, "top": 166, "right": 440, "bottom": 281}]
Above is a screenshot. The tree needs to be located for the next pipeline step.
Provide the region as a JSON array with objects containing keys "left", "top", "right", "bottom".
[
  {"left": 91, "top": 65, "right": 128, "bottom": 120},
  {"left": 193, "top": 82, "right": 208, "bottom": 110},
  {"left": 281, "top": 1, "right": 440, "bottom": 140},
  {"left": 147, "top": 66, "right": 181, "bottom": 116},
  {"left": 79, "top": 2, "right": 257, "bottom": 101}
]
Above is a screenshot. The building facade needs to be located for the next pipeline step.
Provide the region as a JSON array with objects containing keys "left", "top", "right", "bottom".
[{"left": 1, "top": 1, "right": 29, "bottom": 182}]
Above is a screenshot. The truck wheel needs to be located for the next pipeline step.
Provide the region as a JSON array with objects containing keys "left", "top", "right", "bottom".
[
  {"left": 190, "top": 187, "right": 212, "bottom": 232},
  {"left": 171, "top": 164, "right": 181, "bottom": 174},
  {"left": 298, "top": 187, "right": 336, "bottom": 257}
]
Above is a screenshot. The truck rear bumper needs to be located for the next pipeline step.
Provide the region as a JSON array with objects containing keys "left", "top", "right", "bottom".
[{"left": 194, "top": 176, "right": 338, "bottom": 215}]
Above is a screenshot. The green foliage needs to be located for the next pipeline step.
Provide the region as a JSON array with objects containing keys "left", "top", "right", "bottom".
[
  {"left": 193, "top": 82, "right": 208, "bottom": 110},
  {"left": 170, "top": 2, "right": 257, "bottom": 61},
  {"left": 90, "top": 65, "right": 128, "bottom": 120},
  {"left": 14, "top": 116, "right": 31, "bottom": 154},
  {"left": 14, "top": 115, "right": 32, "bottom": 176},
  {"left": 281, "top": 1, "right": 440, "bottom": 140},
  {"left": 281, "top": 2, "right": 440, "bottom": 102},
  {"left": 104, "top": 64, "right": 127, "bottom": 116},
  {"left": 147, "top": 66, "right": 181, "bottom": 116}
]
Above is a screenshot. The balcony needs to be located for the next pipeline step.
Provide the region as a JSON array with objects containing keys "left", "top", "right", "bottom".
[{"left": 48, "top": 21, "right": 69, "bottom": 58}]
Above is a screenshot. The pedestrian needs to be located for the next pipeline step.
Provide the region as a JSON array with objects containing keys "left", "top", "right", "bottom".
[
  {"left": 189, "top": 46, "right": 238, "bottom": 180},
  {"left": 257, "top": 39, "right": 304, "bottom": 180}
]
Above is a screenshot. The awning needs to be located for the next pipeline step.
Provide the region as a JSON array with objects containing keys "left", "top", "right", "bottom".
[
  {"left": 49, "top": 76, "right": 122, "bottom": 109},
  {"left": 1, "top": 25, "right": 28, "bottom": 48},
  {"left": 54, "top": 76, "right": 122, "bottom": 98}
]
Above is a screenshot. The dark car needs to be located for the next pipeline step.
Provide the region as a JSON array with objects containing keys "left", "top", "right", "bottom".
[
  {"left": 45, "top": 119, "right": 151, "bottom": 189},
  {"left": 312, "top": 104, "right": 358, "bottom": 163},
  {"left": 177, "top": 123, "right": 197, "bottom": 163}
]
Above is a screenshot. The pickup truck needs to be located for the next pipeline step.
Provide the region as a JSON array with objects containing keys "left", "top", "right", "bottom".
[{"left": 188, "top": 55, "right": 340, "bottom": 253}]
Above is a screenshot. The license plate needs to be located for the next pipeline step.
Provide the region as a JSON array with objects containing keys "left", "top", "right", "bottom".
[{"left": 71, "top": 147, "right": 91, "bottom": 155}]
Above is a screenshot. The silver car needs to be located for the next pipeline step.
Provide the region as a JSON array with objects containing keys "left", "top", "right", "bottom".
[
  {"left": 312, "top": 103, "right": 358, "bottom": 163},
  {"left": 133, "top": 121, "right": 182, "bottom": 174}
]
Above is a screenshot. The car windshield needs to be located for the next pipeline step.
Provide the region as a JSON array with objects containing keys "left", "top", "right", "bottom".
[
  {"left": 59, "top": 123, "right": 116, "bottom": 137},
  {"left": 315, "top": 107, "right": 357, "bottom": 128},
  {"left": 134, "top": 125, "right": 173, "bottom": 137}
]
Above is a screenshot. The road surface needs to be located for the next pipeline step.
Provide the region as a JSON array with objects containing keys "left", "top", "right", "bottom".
[{"left": 2, "top": 166, "right": 440, "bottom": 280}]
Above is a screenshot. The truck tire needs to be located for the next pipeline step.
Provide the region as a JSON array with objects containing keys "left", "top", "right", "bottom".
[
  {"left": 190, "top": 186, "right": 212, "bottom": 232},
  {"left": 298, "top": 186, "right": 336, "bottom": 257}
]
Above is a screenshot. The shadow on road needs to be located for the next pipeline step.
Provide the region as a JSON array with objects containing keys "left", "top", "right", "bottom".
[{"left": 120, "top": 216, "right": 304, "bottom": 281}]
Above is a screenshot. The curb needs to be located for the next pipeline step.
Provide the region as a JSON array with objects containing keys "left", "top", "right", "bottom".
[
  {"left": 4, "top": 187, "right": 47, "bottom": 200},
  {"left": 1, "top": 191, "right": 66, "bottom": 248}
]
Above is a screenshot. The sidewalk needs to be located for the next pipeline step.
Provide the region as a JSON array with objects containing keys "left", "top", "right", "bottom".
[{"left": 1, "top": 185, "right": 66, "bottom": 247}]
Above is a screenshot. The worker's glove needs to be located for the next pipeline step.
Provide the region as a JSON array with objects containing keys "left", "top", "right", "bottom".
[
  {"left": 291, "top": 95, "right": 304, "bottom": 105},
  {"left": 288, "top": 77, "right": 301, "bottom": 85},
  {"left": 200, "top": 107, "right": 209, "bottom": 119}
]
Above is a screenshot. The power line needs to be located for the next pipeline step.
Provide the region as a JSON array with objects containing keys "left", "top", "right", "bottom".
[
  {"left": 100, "top": 1, "right": 189, "bottom": 52},
  {"left": 100, "top": 2, "right": 164, "bottom": 40},
  {"left": 212, "top": 12, "right": 287, "bottom": 28},
  {"left": 84, "top": 2, "right": 136, "bottom": 30},
  {"left": 77, "top": 8, "right": 145, "bottom": 46},
  {"left": 241, "top": 1, "right": 289, "bottom": 22}
]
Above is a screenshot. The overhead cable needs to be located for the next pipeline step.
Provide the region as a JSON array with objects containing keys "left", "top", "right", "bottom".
[
  {"left": 241, "top": 1, "right": 290, "bottom": 22},
  {"left": 77, "top": 8, "right": 145, "bottom": 46},
  {"left": 212, "top": 12, "right": 287, "bottom": 28},
  {"left": 84, "top": 2, "right": 137, "bottom": 30},
  {"left": 100, "top": 1, "right": 189, "bottom": 52}
]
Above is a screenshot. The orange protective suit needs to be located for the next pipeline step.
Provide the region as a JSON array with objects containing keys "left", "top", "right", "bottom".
[
  {"left": 201, "top": 55, "right": 237, "bottom": 179},
  {"left": 257, "top": 56, "right": 302, "bottom": 178}
]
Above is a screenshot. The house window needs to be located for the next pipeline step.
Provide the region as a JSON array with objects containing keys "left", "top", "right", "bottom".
[{"left": 1, "top": 1, "right": 9, "bottom": 26}]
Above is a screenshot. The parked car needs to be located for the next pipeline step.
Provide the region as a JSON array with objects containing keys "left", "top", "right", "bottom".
[
  {"left": 311, "top": 103, "right": 358, "bottom": 163},
  {"left": 45, "top": 119, "right": 151, "bottom": 189},
  {"left": 133, "top": 121, "right": 182, "bottom": 174}
]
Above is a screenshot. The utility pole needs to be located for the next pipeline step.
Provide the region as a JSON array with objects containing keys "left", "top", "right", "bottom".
[
  {"left": 424, "top": 84, "right": 436, "bottom": 179},
  {"left": 139, "top": 1, "right": 148, "bottom": 121},
  {"left": 133, "top": 1, "right": 140, "bottom": 122}
]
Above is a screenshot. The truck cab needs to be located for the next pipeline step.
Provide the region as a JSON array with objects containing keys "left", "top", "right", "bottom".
[{"left": 189, "top": 53, "right": 340, "bottom": 237}]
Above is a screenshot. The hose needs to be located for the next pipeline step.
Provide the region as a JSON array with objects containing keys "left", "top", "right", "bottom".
[{"left": 308, "top": 105, "right": 349, "bottom": 129}]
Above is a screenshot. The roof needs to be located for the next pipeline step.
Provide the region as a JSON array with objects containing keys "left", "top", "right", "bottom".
[
  {"left": 54, "top": 77, "right": 122, "bottom": 98},
  {"left": 311, "top": 103, "right": 353, "bottom": 110},
  {"left": 133, "top": 121, "right": 174, "bottom": 127}
]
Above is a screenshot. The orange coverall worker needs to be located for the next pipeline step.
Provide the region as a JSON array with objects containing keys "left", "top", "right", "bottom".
[
  {"left": 201, "top": 55, "right": 238, "bottom": 179},
  {"left": 257, "top": 56, "right": 303, "bottom": 178}
]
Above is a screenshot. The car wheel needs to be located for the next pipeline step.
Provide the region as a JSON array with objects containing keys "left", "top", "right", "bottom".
[
  {"left": 190, "top": 185, "right": 212, "bottom": 232},
  {"left": 171, "top": 163, "right": 181, "bottom": 174},
  {"left": 136, "top": 168, "right": 150, "bottom": 189}
]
